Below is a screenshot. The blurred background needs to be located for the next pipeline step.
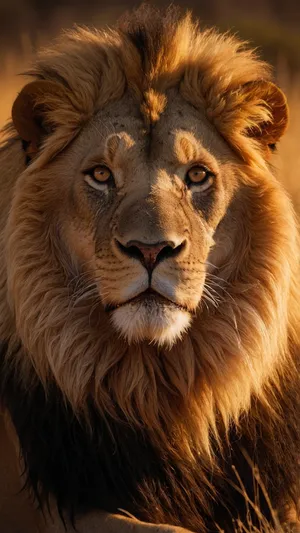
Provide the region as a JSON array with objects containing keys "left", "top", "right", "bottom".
[{"left": 0, "top": 0, "right": 299, "bottom": 205}]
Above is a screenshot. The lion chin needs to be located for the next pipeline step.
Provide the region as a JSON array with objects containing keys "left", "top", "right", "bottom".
[{"left": 110, "top": 295, "right": 191, "bottom": 345}]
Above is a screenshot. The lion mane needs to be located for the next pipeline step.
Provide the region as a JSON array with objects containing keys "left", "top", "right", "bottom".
[{"left": 0, "top": 5, "right": 300, "bottom": 533}]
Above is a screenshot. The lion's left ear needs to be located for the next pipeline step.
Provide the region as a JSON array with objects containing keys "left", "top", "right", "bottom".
[
  {"left": 244, "top": 80, "right": 289, "bottom": 148},
  {"left": 12, "top": 80, "right": 68, "bottom": 159}
]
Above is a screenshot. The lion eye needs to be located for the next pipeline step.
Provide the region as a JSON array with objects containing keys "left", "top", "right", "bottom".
[
  {"left": 91, "top": 166, "right": 112, "bottom": 182},
  {"left": 185, "top": 166, "right": 214, "bottom": 190},
  {"left": 84, "top": 165, "right": 114, "bottom": 190}
]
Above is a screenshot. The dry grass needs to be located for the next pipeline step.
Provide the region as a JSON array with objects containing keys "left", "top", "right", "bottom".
[
  {"left": 276, "top": 79, "right": 300, "bottom": 212},
  {"left": 0, "top": 34, "right": 34, "bottom": 127}
]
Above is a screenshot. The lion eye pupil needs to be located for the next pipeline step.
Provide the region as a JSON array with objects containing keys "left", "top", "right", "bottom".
[
  {"left": 92, "top": 166, "right": 111, "bottom": 182},
  {"left": 186, "top": 166, "right": 214, "bottom": 188},
  {"left": 192, "top": 170, "right": 206, "bottom": 181}
]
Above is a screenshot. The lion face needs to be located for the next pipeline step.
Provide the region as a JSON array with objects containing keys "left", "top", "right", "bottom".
[{"left": 51, "top": 90, "right": 237, "bottom": 345}]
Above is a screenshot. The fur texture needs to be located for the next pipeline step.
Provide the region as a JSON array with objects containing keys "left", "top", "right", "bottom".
[{"left": 0, "top": 5, "right": 299, "bottom": 533}]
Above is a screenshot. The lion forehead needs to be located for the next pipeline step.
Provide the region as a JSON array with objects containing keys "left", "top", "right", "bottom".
[{"left": 77, "top": 89, "right": 234, "bottom": 177}]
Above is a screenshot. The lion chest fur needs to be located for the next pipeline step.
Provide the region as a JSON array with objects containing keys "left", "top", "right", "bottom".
[{"left": 1, "top": 339, "right": 300, "bottom": 533}]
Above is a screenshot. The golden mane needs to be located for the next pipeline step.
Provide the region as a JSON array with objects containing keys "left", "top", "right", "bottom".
[
  {"left": 0, "top": 5, "right": 300, "bottom": 532},
  {"left": 7, "top": 5, "right": 277, "bottom": 168}
]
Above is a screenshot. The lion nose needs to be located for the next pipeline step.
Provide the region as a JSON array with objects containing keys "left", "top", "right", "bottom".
[{"left": 116, "top": 239, "right": 185, "bottom": 272}]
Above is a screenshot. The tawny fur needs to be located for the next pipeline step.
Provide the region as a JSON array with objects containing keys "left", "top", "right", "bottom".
[{"left": 0, "top": 5, "right": 299, "bottom": 533}]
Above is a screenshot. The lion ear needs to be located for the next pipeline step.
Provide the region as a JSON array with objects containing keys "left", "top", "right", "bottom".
[
  {"left": 244, "top": 80, "right": 289, "bottom": 148},
  {"left": 12, "top": 80, "right": 67, "bottom": 158}
]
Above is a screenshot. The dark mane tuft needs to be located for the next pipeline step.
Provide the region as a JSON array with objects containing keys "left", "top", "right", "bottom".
[{"left": 118, "top": 4, "right": 183, "bottom": 73}]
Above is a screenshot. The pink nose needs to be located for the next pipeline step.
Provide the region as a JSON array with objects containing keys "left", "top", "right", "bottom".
[
  {"left": 134, "top": 242, "right": 169, "bottom": 270},
  {"left": 116, "top": 239, "right": 184, "bottom": 273}
]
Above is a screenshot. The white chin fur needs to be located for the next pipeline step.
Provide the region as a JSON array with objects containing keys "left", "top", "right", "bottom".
[{"left": 111, "top": 301, "right": 191, "bottom": 346}]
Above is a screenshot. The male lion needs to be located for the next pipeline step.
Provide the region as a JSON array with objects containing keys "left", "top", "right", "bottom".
[{"left": 0, "top": 5, "right": 300, "bottom": 533}]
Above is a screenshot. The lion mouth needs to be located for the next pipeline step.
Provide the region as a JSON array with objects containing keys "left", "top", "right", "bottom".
[{"left": 105, "top": 288, "right": 188, "bottom": 313}]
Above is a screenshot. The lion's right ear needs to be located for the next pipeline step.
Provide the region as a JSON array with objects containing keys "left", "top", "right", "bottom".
[
  {"left": 242, "top": 80, "right": 289, "bottom": 149},
  {"left": 12, "top": 80, "right": 68, "bottom": 159}
]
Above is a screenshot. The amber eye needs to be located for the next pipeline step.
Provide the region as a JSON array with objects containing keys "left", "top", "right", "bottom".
[
  {"left": 91, "top": 166, "right": 112, "bottom": 182},
  {"left": 84, "top": 165, "right": 114, "bottom": 190},
  {"left": 185, "top": 165, "right": 215, "bottom": 190}
]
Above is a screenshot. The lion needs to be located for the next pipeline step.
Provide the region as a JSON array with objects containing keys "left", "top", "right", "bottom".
[{"left": 0, "top": 4, "right": 300, "bottom": 533}]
